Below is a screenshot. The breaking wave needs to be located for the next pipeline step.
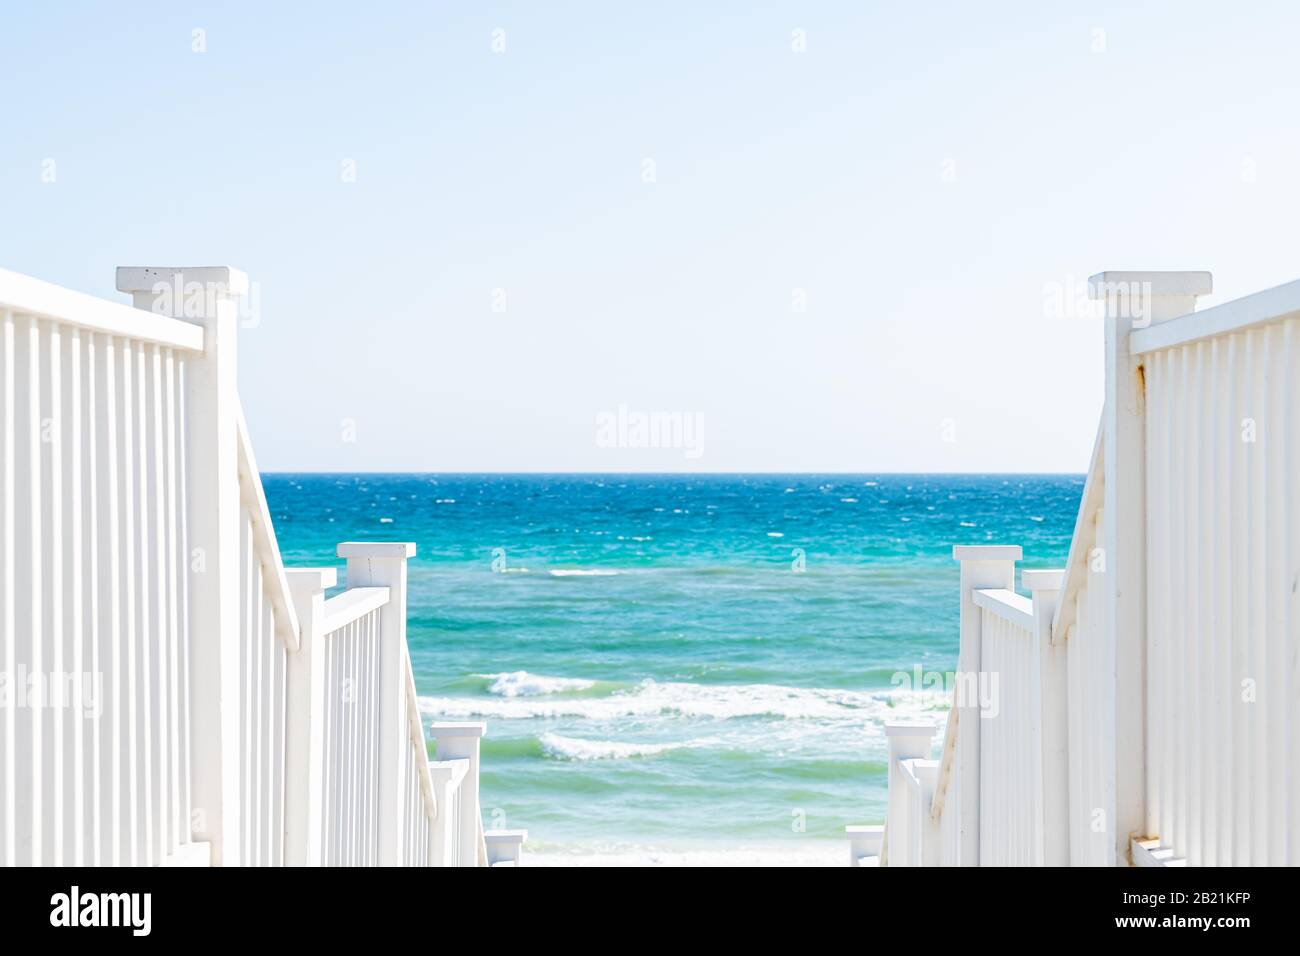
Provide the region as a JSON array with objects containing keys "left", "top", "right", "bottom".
[
  {"left": 480, "top": 671, "right": 597, "bottom": 697},
  {"left": 420, "top": 678, "right": 948, "bottom": 728}
]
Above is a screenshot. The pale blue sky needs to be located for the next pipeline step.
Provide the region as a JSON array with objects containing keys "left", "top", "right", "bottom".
[{"left": 4, "top": 1, "right": 1300, "bottom": 471}]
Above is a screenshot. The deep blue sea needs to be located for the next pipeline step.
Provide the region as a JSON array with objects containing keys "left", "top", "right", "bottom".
[{"left": 265, "top": 474, "right": 1080, "bottom": 865}]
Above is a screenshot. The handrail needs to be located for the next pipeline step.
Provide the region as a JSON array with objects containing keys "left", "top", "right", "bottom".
[
  {"left": 236, "top": 402, "right": 301, "bottom": 650},
  {"left": 0, "top": 266, "right": 205, "bottom": 350},
  {"left": 972, "top": 588, "right": 1034, "bottom": 631},
  {"left": 319, "top": 587, "right": 390, "bottom": 634},
  {"left": 404, "top": 650, "right": 438, "bottom": 821},
  {"left": 1131, "top": 274, "right": 1300, "bottom": 355},
  {"left": 930, "top": 702, "right": 959, "bottom": 823},
  {"left": 1052, "top": 423, "right": 1104, "bottom": 645}
]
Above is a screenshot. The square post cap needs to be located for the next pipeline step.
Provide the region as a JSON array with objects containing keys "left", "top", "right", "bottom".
[
  {"left": 116, "top": 266, "right": 249, "bottom": 297},
  {"left": 284, "top": 567, "right": 338, "bottom": 594},
  {"left": 1087, "top": 271, "right": 1212, "bottom": 299},
  {"left": 1021, "top": 568, "right": 1065, "bottom": 592},
  {"left": 337, "top": 541, "right": 417, "bottom": 559},
  {"left": 952, "top": 545, "right": 1022, "bottom": 562},
  {"left": 428, "top": 721, "right": 487, "bottom": 738},
  {"left": 884, "top": 722, "right": 939, "bottom": 738}
]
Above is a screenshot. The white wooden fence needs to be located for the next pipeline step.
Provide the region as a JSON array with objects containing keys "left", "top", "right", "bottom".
[
  {"left": 857, "top": 270, "right": 1299, "bottom": 868},
  {"left": 1, "top": 270, "right": 203, "bottom": 866},
  {"left": 1135, "top": 278, "right": 1300, "bottom": 867},
  {"left": 973, "top": 586, "right": 1039, "bottom": 866},
  {"left": 0, "top": 265, "right": 521, "bottom": 867}
]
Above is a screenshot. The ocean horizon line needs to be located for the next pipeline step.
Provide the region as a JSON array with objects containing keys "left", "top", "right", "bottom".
[{"left": 259, "top": 469, "right": 1090, "bottom": 477}]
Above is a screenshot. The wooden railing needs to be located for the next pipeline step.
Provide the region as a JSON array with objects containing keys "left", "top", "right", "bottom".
[
  {"left": 861, "top": 551, "right": 1068, "bottom": 868},
  {"left": 317, "top": 588, "right": 387, "bottom": 865},
  {"left": 1, "top": 267, "right": 205, "bottom": 866},
  {"left": 428, "top": 723, "right": 489, "bottom": 867},
  {"left": 2, "top": 265, "right": 516, "bottom": 867},
  {"left": 859, "top": 269, "right": 1300, "bottom": 868},
  {"left": 234, "top": 409, "right": 298, "bottom": 866},
  {"left": 893, "top": 743, "right": 939, "bottom": 866},
  {"left": 1132, "top": 277, "right": 1300, "bottom": 867},
  {"left": 284, "top": 547, "right": 490, "bottom": 869},
  {"left": 973, "top": 587, "right": 1039, "bottom": 866}
]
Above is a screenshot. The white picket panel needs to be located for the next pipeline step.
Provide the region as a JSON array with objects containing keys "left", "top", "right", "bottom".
[
  {"left": 318, "top": 604, "right": 383, "bottom": 866},
  {"left": 283, "top": 561, "right": 478, "bottom": 868},
  {"left": 0, "top": 266, "right": 509, "bottom": 869},
  {"left": 1142, "top": 313, "right": 1300, "bottom": 866},
  {"left": 0, "top": 278, "right": 200, "bottom": 866},
  {"left": 975, "top": 593, "right": 1039, "bottom": 866}
]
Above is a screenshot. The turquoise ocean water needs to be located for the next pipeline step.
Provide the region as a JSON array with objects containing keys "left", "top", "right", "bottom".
[{"left": 266, "top": 474, "right": 1080, "bottom": 864}]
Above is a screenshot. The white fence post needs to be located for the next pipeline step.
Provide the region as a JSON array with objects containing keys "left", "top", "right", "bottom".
[
  {"left": 884, "top": 722, "right": 936, "bottom": 866},
  {"left": 1089, "top": 271, "right": 1210, "bottom": 864},
  {"left": 914, "top": 760, "right": 941, "bottom": 866},
  {"left": 116, "top": 266, "right": 247, "bottom": 866},
  {"left": 1024, "top": 568, "right": 1066, "bottom": 866},
  {"left": 951, "top": 545, "right": 1019, "bottom": 867},
  {"left": 426, "top": 761, "right": 459, "bottom": 866},
  {"left": 430, "top": 722, "right": 487, "bottom": 866},
  {"left": 337, "top": 541, "right": 414, "bottom": 867},
  {"left": 283, "top": 567, "right": 336, "bottom": 866}
]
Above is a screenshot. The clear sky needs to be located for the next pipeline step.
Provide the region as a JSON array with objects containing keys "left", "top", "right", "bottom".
[{"left": 5, "top": 1, "right": 1300, "bottom": 472}]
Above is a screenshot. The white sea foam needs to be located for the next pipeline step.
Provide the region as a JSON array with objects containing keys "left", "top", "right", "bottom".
[
  {"left": 481, "top": 671, "right": 595, "bottom": 697},
  {"left": 538, "top": 733, "right": 709, "bottom": 761},
  {"left": 421, "top": 679, "right": 946, "bottom": 728}
]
